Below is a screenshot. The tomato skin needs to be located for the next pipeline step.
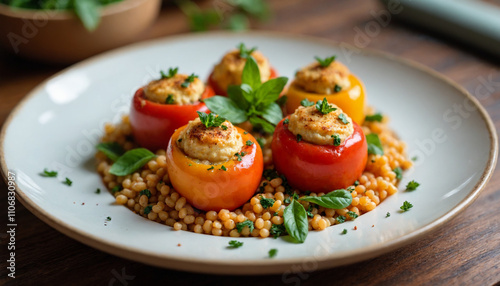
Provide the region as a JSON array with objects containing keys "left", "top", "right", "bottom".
[
  {"left": 208, "top": 67, "right": 278, "bottom": 96},
  {"left": 271, "top": 117, "right": 367, "bottom": 193},
  {"left": 129, "top": 86, "right": 215, "bottom": 151},
  {"left": 285, "top": 74, "right": 366, "bottom": 125},
  {"left": 166, "top": 126, "right": 264, "bottom": 211}
]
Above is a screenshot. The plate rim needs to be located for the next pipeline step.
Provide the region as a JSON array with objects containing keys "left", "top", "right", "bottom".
[{"left": 1, "top": 30, "right": 498, "bottom": 275}]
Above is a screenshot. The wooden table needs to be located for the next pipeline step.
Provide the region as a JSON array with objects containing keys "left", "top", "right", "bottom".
[{"left": 1, "top": 0, "right": 499, "bottom": 285}]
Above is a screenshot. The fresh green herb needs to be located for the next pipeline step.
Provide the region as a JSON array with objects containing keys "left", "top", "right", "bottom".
[
  {"left": 238, "top": 43, "right": 257, "bottom": 58},
  {"left": 406, "top": 180, "right": 420, "bottom": 191},
  {"left": 95, "top": 188, "right": 101, "bottom": 194},
  {"left": 243, "top": 131, "right": 248, "bottom": 134},
  {"left": 412, "top": 156, "right": 418, "bottom": 161},
  {"left": 188, "top": 163, "right": 192, "bottom": 166},
  {"left": 246, "top": 140, "right": 254, "bottom": 146},
  {"left": 165, "top": 94, "right": 175, "bottom": 104},
  {"left": 315, "top": 98, "right": 337, "bottom": 114},
  {"left": 315, "top": 55, "right": 336, "bottom": 67},
  {"left": 204, "top": 57, "right": 287, "bottom": 134},
  {"left": 300, "top": 98, "right": 315, "bottom": 107},
  {"left": 341, "top": 229, "right": 347, "bottom": 235},
  {"left": 276, "top": 95, "right": 288, "bottom": 106},
  {"left": 144, "top": 205, "right": 153, "bottom": 215},
  {"left": 40, "top": 168, "right": 58, "bottom": 177},
  {"left": 347, "top": 186, "right": 355, "bottom": 192},
  {"left": 236, "top": 220, "right": 254, "bottom": 233},
  {"left": 296, "top": 134, "right": 302, "bottom": 142},
  {"left": 268, "top": 248, "right": 278, "bottom": 258},
  {"left": 109, "top": 148, "right": 156, "bottom": 176},
  {"left": 366, "top": 133, "right": 384, "bottom": 155},
  {"left": 228, "top": 240, "right": 244, "bottom": 248},
  {"left": 283, "top": 118, "right": 289, "bottom": 124},
  {"left": 140, "top": 189, "right": 152, "bottom": 198},
  {"left": 96, "top": 142, "right": 125, "bottom": 162},
  {"left": 400, "top": 201, "right": 413, "bottom": 212},
  {"left": 347, "top": 211, "right": 358, "bottom": 219},
  {"left": 306, "top": 205, "right": 314, "bottom": 218},
  {"left": 161, "top": 67, "right": 178, "bottom": 79},
  {"left": 336, "top": 215, "right": 346, "bottom": 224},
  {"left": 365, "top": 113, "right": 383, "bottom": 122},
  {"left": 338, "top": 113, "right": 349, "bottom": 124},
  {"left": 257, "top": 138, "right": 265, "bottom": 149},
  {"left": 354, "top": 180, "right": 359, "bottom": 186},
  {"left": 197, "top": 112, "right": 227, "bottom": 128},
  {"left": 207, "top": 166, "right": 215, "bottom": 171},
  {"left": 63, "top": 177, "right": 72, "bottom": 186},
  {"left": 332, "top": 134, "right": 341, "bottom": 146},
  {"left": 386, "top": 212, "right": 391, "bottom": 218},
  {"left": 299, "top": 189, "right": 352, "bottom": 209},
  {"left": 235, "top": 152, "right": 246, "bottom": 162},
  {"left": 221, "top": 125, "right": 228, "bottom": 130},
  {"left": 260, "top": 196, "right": 275, "bottom": 209},
  {"left": 111, "top": 185, "right": 122, "bottom": 194},
  {"left": 181, "top": 73, "right": 198, "bottom": 88},
  {"left": 283, "top": 199, "right": 309, "bottom": 243},
  {"left": 106, "top": 216, "right": 112, "bottom": 221},
  {"left": 220, "top": 165, "right": 227, "bottom": 171},
  {"left": 334, "top": 84, "right": 342, "bottom": 93},
  {"left": 393, "top": 167, "right": 403, "bottom": 180}
]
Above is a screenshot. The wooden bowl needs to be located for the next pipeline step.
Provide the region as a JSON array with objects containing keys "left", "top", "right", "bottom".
[{"left": 0, "top": 0, "right": 161, "bottom": 64}]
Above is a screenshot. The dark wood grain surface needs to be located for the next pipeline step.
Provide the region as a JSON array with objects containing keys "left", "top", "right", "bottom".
[{"left": 1, "top": 0, "right": 499, "bottom": 285}]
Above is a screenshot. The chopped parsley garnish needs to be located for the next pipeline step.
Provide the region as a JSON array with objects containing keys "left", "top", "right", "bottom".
[
  {"left": 111, "top": 185, "right": 122, "bottom": 194},
  {"left": 238, "top": 43, "right": 257, "bottom": 59},
  {"left": 296, "top": 134, "right": 302, "bottom": 142},
  {"left": 95, "top": 188, "right": 101, "bottom": 194},
  {"left": 63, "top": 177, "right": 72, "bottom": 186},
  {"left": 284, "top": 197, "right": 291, "bottom": 204},
  {"left": 140, "top": 189, "right": 152, "bottom": 198},
  {"left": 268, "top": 248, "right": 278, "bottom": 258},
  {"left": 160, "top": 67, "right": 178, "bottom": 79},
  {"left": 220, "top": 165, "right": 227, "bottom": 171},
  {"left": 394, "top": 167, "right": 403, "bottom": 180},
  {"left": 412, "top": 156, "right": 418, "bottom": 161},
  {"left": 165, "top": 94, "right": 175, "bottom": 104},
  {"left": 315, "top": 97, "right": 336, "bottom": 114},
  {"left": 406, "top": 180, "right": 420, "bottom": 191},
  {"left": 336, "top": 215, "right": 346, "bottom": 224},
  {"left": 338, "top": 113, "right": 349, "bottom": 124},
  {"left": 235, "top": 152, "right": 246, "bottom": 162},
  {"left": 300, "top": 98, "right": 315, "bottom": 107},
  {"left": 246, "top": 140, "right": 254, "bottom": 146},
  {"left": 347, "top": 186, "right": 355, "bottom": 192},
  {"left": 283, "top": 118, "right": 289, "bottom": 124},
  {"left": 228, "top": 240, "right": 244, "bottom": 248},
  {"left": 332, "top": 134, "right": 341, "bottom": 146},
  {"left": 347, "top": 211, "right": 358, "bottom": 219},
  {"left": 365, "top": 113, "right": 383, "bottom": 122},
  {"left": 106, "top": 216, "right": 112, "bottom": 221},
  {"left": 181, "top": 73, "right": 198, "bottom": 88},
  {"left": 144, "top": 205, "right": 153, "bottom": 214},
  {"left": 334, "top": 84, "right": 342, "bottom": 92},
  {"left": 315, "top": 55, "right": 336, "bottom": 67},
  {"left": 400, "top": 201, "right": 413, "bottom": 212},
  {"left": 386, "top": 212, "right": 391, "bottom": 218},
  {"left": 354, "top": 180, "right": 359, "bottom": 186},
  {"left": 236, "top": 220, "right": 254, "bottom": 233},
  {"left": 341, "top": 229, "right": 347, "bottom": 235},
  {"left": 40, "top": 169, "right": 58, "bottom": 177},
  {"left": 197, "top": 112, "right": 227, "bottom": 128},
  {"left": 207, "top": 166, "right": 214, "bottom": 171},
  {"left": 221, "top": 125, "right": 228, "bottom": 130},
  {"left": 260, "top": 196, "right": 275, "bottom": 208}
]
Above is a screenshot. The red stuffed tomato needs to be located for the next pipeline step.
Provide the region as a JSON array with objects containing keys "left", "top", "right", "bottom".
[
  {"left": 272, "top": 117, "right": 367, "bottom": 193},
  {"left": 130, "top": 86, "right": 215, "bottom": 151},
  {"left": 208, "top": 67, "right": 278, "bottom": 96}
]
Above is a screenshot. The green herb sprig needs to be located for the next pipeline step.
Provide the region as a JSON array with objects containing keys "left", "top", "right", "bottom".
[{"left": 315, "top": 55, "right": 336, "bottom": 67}]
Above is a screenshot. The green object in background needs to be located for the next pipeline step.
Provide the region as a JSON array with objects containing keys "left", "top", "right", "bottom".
[{"left": 0, "top": 0, "right": 124, "bottom": 31}]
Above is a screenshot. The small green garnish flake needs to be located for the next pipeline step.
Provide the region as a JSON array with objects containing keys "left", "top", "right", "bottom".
[
  {"left": 406, "top": 180, "right": 420, "bottom": 191},
  {"left": 161, "top": 67, "right": 178, "bottom": 79},
  {"left": 63, "top": 177, "right": 72, "bottom": 186},
  {"left": 198, "top": 112, "right": 227, "bottom": 129},
  {"left": 95, "top": 188, "right": 101, "bottom": 194},
  {"left": 144, "top": 205, "right": 153, "bottom": 215},
  {"left": 341, "top": 229, "right": 347, "bottom": 235},
  {"left": 336, "top": 215, "right": 346, "bottom": 224},
  {"left": 386, "top": 212, "right": 391, "bottom": 218},
  {"left": 111, "top": 185, "right": 122, "bottom": 194},
  {"left": 220, "top": 165, "right": 227, "bottom": 171},
  {"left": 228, "top": 240, "right": 244, "bottom": 249},
  {"left": 296, "top": 134, "right": 302, "bottom": 142},
  {"left": 207, "top": 166, "right": 214, "bottom": 171},
  {"left": 365, "top": 113, "right": 383, "bottom": 122},
  {"left": 338, "top": 113, "right": 349, "bottom": 124},
  {"left": 347, "top": 211, "right": 358, "bottom": 219},
  {"left": 283, "top": 118, "right": 289, "bottom": 124},
  {"left": 140, "top": 189, "right": 152, "bottom": 198},
  {"left": 235, "top": 152, "right": 246, "bottom": 162},
  {"left": 332, "top": 134, "right": 341, "bottom": 146},
  {"left": 315, "top": 55, "right": 336, "bottom": 67},
  {"left": 334, "top": 84, "right": 342, "bottom": 93},
  {"left": 238, "top": 43, "right": 257, "bottom": 59},
  {"left": 40, "top": 168, "right": 58, "bottom": 177},
  {"left": 246, "top": 140, "right": 254, "bottom": 146},
  {"left": 106, "top": 216, "right": 111, "bottom": 221},
  {"left": 394, "top": 167, "right": 403, "bottom": 180},
  {"left": 400, "top": 201, "right": 413, "bottom": 212},
  {"left": 268, "top": 248, "right": 278, "bottom": 258},
  {"left": 236, "top": 220, "right": 254, "bottom": 233},
  {"left": 412, "top": 156, "right": 418, "bottom": 161},
  {"left": 270, "top": 224, "right": 286, "bottom": 239},
  {"left": 366, "top": 133, "right": 384, "bottom": 155},
  {"left": 354, "top": 180, "right": 359, "bottom": 186},
  {"left": 260, "top": 196, "right": 275, "bottom": 209},
  {"left": 300, "top": 98, "right": 315, "bottom": 107},
  {"left": 181, "top": 73, "right": 198, "bottom": 88},
  {"left": 165, "top": 94, "right": 175, "bottom": 104},
  {"left": 315, "top": 97, "right": 337, "bottom": 114},
  {"left": 221, "top": 125, "right": 228, "bottom": 130}
]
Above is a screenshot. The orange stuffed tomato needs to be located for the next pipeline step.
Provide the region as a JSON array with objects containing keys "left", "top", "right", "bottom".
[
  {"left": 272, "top": 101, "right": 367, "bottom": 193},
  {"left": 130, "top": 71, "right": 215, "bottom": 151},
  {"left": 166, "top": 116, "right": 263, "bottom": 211},
  {"left": 285, "top": 57, "right": 366, "bottom": 125}
]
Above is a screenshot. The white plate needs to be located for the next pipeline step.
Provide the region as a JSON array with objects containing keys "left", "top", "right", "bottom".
[{"left": 1, "top": 32, "right": 497, "bottom": 275}]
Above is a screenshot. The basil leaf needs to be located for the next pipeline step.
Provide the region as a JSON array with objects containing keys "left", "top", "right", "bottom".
[
  {"left": 74, "top": 0, "right": 100, "bottom": 31},
  {"left": 242, "top": 56, "right": 261, "bottom": 90},
  {"left": 96, "top": 142, "right": 125, "bottom": 162},
  {"left": 254, "top": 77, "right": 288, "bottom": 106},
  {"left": 227, "top": 85, "right": 249, "bottom": 110},
  {"left": 109, "top": 148, "right": 156, "bottom": 176},
  {"left": 248, "top": 116, "right": 275, "bottom": 134},
  {"left": 283, "top": 199, "right": 309, "bottom": 243},
  {"left": 366, "top": 133, "right": 384, "bottom": 155},
  {"left": 299, "top": 189, "right": 352, "bottom": 209},
  {"left": 204, "top": 96, "right": 248, "bottom": 124},
  {"left": 240, "top": 83, "right": 254, "bottom": 103},
  {"left": 260, "top": 102, "right": 283, "bottom": 125},
  {"left": 365, "top": 113, "right": 383, "bottom": 122}
]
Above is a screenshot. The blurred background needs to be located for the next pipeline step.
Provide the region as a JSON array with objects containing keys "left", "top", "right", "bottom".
[{"left": 1, "top": 0, "right": 499, "bottom": 285}]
